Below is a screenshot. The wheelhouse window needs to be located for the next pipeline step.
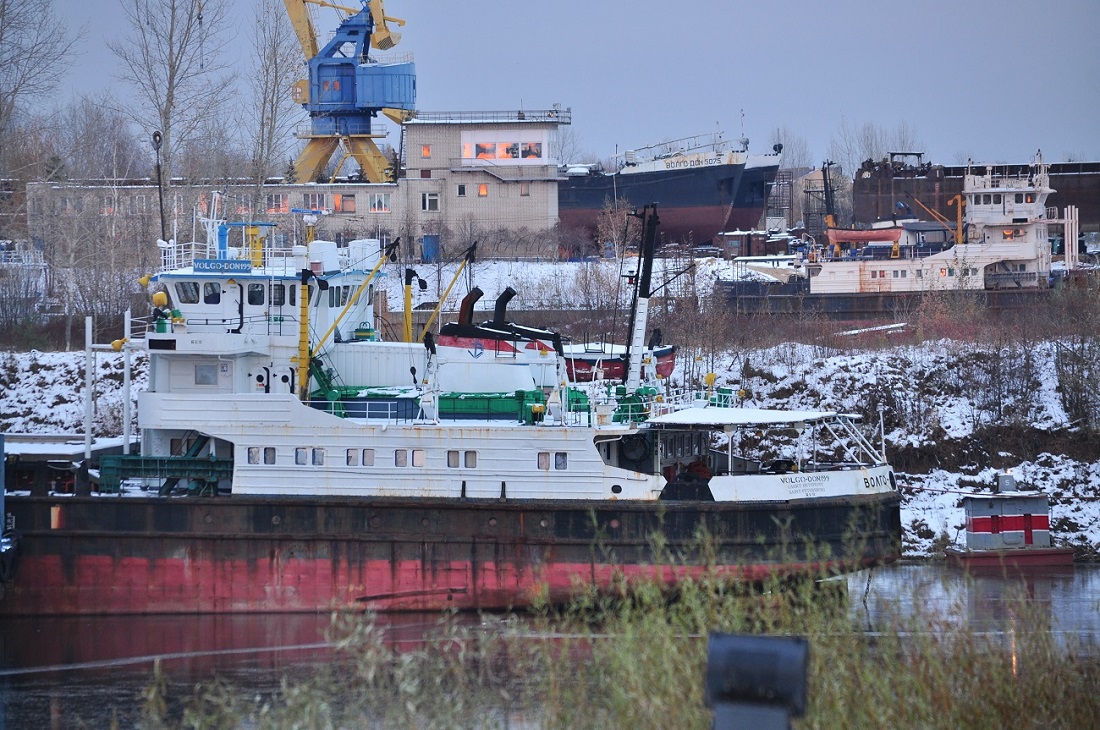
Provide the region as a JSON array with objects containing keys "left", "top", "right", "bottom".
[
  {"left": 203, "top": 283, "right": 220, "bottom": 304},
  {"left": 247, "top": 284, "right": 265, "bottom": 305},
  {"left": 270, "top": 284, "right": 286, "bottom": 306},
  {"left": 195, "top": 364, "right": 218, "bottom": 385},
  {"left": 175, "top": 282, "right": 199, "bottom": 304}
]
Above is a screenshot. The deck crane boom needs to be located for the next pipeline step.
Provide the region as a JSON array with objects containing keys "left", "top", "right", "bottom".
[{"left": 282, "top": 0, "right": 416, "bottom": 183}]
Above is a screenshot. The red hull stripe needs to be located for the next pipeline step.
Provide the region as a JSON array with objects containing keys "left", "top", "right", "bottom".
[
  {"left": 967, "top": 515, "right": 1049, "bottom": 534},
  {"left": 3, "top": 554, "right": 890, "bottom": 615}
]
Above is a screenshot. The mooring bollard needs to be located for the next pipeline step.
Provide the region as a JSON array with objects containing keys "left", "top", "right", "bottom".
[{"left": 705, "top": 633, "right": 809, "bottom": 730}]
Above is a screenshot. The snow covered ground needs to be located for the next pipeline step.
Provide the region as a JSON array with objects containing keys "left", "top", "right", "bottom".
[{"left": 2, "top": 336, "right": 1097, "bottom": 560}]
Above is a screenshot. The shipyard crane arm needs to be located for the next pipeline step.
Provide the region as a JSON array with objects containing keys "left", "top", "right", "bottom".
[{"left": 283, "top": 0, "right": 405, "bottom": 58}]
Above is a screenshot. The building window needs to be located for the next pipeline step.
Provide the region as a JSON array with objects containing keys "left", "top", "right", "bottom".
[
  {"left": 421, "top": 145, "right": 431, "bottom": 158},
  {"left": 421, "top": 192, "right": 440, "bottom": 212},
  {"left": 420, "top": 169, "right": 432, "bottom": 179},
  {"left": 129, "top": 195, "right": 147, "bottom": 214},
  {"left": 247, "top": 283, "right": 265, "bottom": 305},
  {"left": 554, "top": 452, "right": 568, "bottom": 470},
  {"left": 266, "top": 193, "right": 289, "bottom": 214},
  {"left": 334, "top": 194, "right": 355, "bottom": 213},
  {"left": 362, "top": 448, "right": 375, "bottom": 466},
  {"left": 312, "top": 448, "right": 325, "bottom": 465},
  {"left": 370, "top": 193, "right": 390, "bottom": 213},
  {"left": 303, "top": 192, "right": 326, "bottom": 210},
  {"left": 465, "top": 451, "right": 477, "bottom": 468},
  {"left": 395, "top": 449, "right": 408, "bottom": 467},
  {"left": 477, "top": 184, "right": 489, "bottom": 198},
  {"left": 412, "top": 449, "right": 425, "bottom": 467},
  {"left": 457, "top": 184, "right": 466, "bottom": 197},
  {"left": 295, "top": 448, "right": 307, "bottom": 465},
  {"left": 264, "top": 447, "right": 276, "bottom": 464},
  {"left": 520, "top": 182, "right": 530, "bottom": 197}
]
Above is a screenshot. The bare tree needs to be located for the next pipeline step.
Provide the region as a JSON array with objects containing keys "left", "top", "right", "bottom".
[
  {"left": 56, "top": 95, "right": 147, "bottom": 180},
  {"left": 109, "top": 0, "right": 234, "bottom": 184},
  {"left": 827, "top": 118, "right": 925, "bottom": 177},
  {"left": 247, "top": 0, "right": 303, "bottom": 204},
  {"left": 768, "top": 126, "right": 813, "bottom": 172},
  {"left": 0, "top": 0, "right": 76, "bottom": 148}
]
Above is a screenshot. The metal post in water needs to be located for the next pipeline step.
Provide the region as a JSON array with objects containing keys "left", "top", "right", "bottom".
[
  {"left": 84, "top": 316, "right": 93, "bottom": 461},
  {"left": 123, "top": 309, "right": 132, "bottom": 455}
]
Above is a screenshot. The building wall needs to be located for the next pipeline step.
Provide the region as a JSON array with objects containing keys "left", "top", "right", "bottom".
[{"left": 25, "top": 116, "right": 569, "bottom": 262}]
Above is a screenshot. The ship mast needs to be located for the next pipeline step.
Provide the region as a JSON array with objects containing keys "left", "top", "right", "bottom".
[{"left": 624, "top": 204, "right": 659, "bottom": 390}]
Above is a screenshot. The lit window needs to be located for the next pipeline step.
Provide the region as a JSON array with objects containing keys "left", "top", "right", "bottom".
[
  {"left": 346, "top": 449, "right": 359, "bottom": 466},
  {"left": 312, "top": 448, "right": 325, "bottom": 465},
  {"left": 264, "top": 447, "right": 276, "bottom": 464},
  {"left": 247, "top": 447, "right": 260, "bottom": 464},
  {"left": 421, "top": 145, "right": 431, "bottom": 158},
  {"left": 295, "top": 448, "right": 307, "bottom": 465},
  {"left": 336, "top": 194, "right": 355, "bottom": 213},
  {"left": 1025, "top": 194, "right": 1035, "bottom": 203},
  {"left": 554, "top": 452, "right": 568, "bottom": 470},
  {"left": 940, "top": 268, "right": 948, "bottom": 277},
  {"left": 421, "top": 192, "right": 440, "bottom": 212},
  {"left": 478, "top": 184, "right": 489, "bottom": 198},
  {"left": 370, "top": 194, "right": 391, "bottom": 213},
  {"left": 412, "top": 449, "right": 425, "bottom": 467},
  {"left": 362, "top": 448, "right": 375, "bottom": 466},
  {"left": 538, "top": 452, "right": 550, "bottom": 470},
  {"left": 465, "top": 451, "right": 477, "bottom": 468},
  {"left": 447, "top": 450, "right": 460, "bottom": 468},
  {"left": 395, "top": 449, "right": 408, "bottom": 467}
]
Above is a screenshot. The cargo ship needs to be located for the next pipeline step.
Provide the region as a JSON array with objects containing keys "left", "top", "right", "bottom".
[
  {"left": 722, "top": 152, "right": 1081, "bottom": 316},
  {"left": 0, "top": 203, "right": 900, "bottom": 615},
  {"left": 557, "top": 134, "right": 783, "bottom": 245}
]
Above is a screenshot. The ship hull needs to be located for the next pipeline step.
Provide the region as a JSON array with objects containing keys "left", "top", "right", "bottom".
[
  {"left": 1, "top": 491, "right": 901, "bottom": 615},
  {"left": 558, "top": 162, "right": 746, "bottom": 244},
  {"left": 722, "top": 280, "right": 1054, "bottom": 318}
]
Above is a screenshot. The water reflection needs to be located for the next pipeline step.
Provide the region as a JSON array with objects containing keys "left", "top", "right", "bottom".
[
  {"left": 847, "top": 562, "right": 1100, "bottom": 649},
  {"left": 1, "top": 565, "right": 1097, "bottom": 727}
]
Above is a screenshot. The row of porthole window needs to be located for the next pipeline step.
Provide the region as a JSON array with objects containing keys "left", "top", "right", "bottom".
[{"left": 246, "top": 447, "right": 568, "bottom": 470}]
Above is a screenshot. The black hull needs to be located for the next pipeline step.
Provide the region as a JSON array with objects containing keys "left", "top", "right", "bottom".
[
  {"left": 558, "top": 162, "right": 746, "bottom": 244},
  {"left": 0, "top": 491, "right": 902, "bottom": 615},
  {"left": 722, "top": 280, "right": 1054, "bottom": 318}
]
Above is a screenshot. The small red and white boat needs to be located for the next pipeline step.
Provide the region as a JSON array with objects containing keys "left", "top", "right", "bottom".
[{"left": 562, "top": 342, "right": 676, "bottom": 382}]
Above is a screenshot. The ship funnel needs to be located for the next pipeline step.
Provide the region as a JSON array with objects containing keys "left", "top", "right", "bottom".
[
  {"left": 493, "top": 287, "right": 517, "bottom": 325},
  {"left": 457, "top": 287, "right": 483, "bottom": 326}
]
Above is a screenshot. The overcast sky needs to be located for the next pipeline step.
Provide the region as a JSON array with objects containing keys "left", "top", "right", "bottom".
[{"left": 54, "top": 0, "right": 1100, "bottom": 166}]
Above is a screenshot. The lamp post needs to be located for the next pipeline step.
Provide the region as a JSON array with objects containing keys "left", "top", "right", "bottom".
[{"left": 151, "top": 131, "right": 167, "bottom": 243}]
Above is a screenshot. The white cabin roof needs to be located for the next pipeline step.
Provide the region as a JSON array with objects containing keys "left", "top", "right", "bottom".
[{"left": 647, "top": 407, "right": 851, "bottom": 428}]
